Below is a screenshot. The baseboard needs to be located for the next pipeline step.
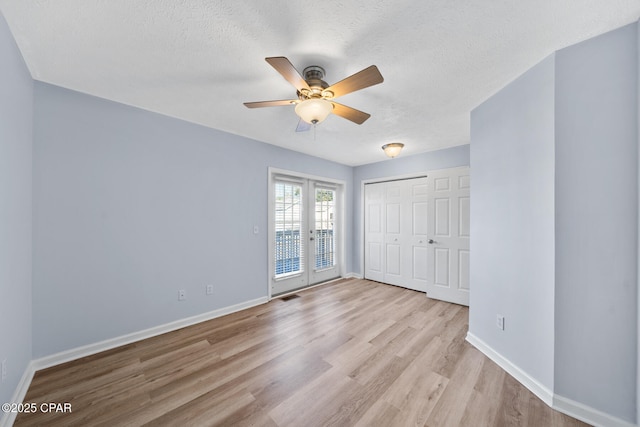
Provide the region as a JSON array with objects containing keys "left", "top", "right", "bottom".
[
  {"left": 32, "top": 296, "right": 269, "bottom": 372},
  {"left": 465, "top": 332, "right": 554, "bottom": 406},
  {"left": 344, "top": 272, "right": 363, "bottom": 279},
  {"left": 2, "top": 296, "right": 269, "bottom": 426},
  {"left": 0, "top": 296, "right": 264, "bottom": 425},
  {"left": 466, "top": 332, "right": 637, "bottom": 427},
  {"left": 553, "top": 395, "right": 636, "bottom": 427},
  {"left": 0, "top": 362, "right": 36, "bottom": 427}
]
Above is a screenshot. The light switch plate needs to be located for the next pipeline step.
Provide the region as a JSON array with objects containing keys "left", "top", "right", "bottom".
[{"left": 497, "top": 315, "right": 505, "bottom": 330}]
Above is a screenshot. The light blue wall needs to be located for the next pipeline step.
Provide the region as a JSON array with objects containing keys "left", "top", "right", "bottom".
[
  {"left": 554, "top": 22, "right": 638, "bottom": 422},
  {"left": 470, "top": 21, "right": 638, "bottom": 424},
  {"left": 0, "top": 11, "right": 33, "bottom": 405},
  {"left": 351, "top": 145, "right": 470, "bottom": 275},
  {"left": 470, "top": 55, "right": 557, "bottom": 391},
  {"left": 32, "top": 83, "right": 354, "bottom": 357}
]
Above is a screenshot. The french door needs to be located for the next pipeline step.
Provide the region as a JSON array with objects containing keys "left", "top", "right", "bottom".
[{"left": 271, "top": 173, "right": 341, "bottom": 296}]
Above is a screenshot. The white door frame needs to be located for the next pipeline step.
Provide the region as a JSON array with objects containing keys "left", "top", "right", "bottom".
[{"left": 268, "top": 167, "right": 346, "bottom": 299}]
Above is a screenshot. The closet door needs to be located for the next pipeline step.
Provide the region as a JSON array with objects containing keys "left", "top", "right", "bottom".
[
  {"left": 407, "top": 178, "right": 430, "bottom": 291},
  {"left": 364, "top": 183, "right": 384, "bottom": 282},
  {"left": 382, "top": 180, "right": 405, "bottom": 287},
  {"left": 363, "top": 169, "right": 469, "bottom": 304},
  {"left": 364, "top": 177, "right": 428, "bottom": 292}
]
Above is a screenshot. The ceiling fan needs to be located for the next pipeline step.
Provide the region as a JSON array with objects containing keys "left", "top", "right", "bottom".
[{"left": 244, "top": 57, "right": 384, "bottom": 131}]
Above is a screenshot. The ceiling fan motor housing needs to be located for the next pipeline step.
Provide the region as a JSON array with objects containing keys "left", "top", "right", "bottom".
[{"left": 301, "top": 66, "right": 329, "bottom": 98}]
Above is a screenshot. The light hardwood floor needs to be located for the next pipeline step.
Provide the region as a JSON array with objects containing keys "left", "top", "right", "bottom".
[{"left": 15, "top": 279, "right": 588, "bottom": 426}]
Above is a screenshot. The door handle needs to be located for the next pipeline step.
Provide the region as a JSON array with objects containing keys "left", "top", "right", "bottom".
[
  {"left": 310, "top": 237, "right": 315, "bottom": 241},
  {"left": 428, "top": 239, "right": 435, "bottom": 244}
]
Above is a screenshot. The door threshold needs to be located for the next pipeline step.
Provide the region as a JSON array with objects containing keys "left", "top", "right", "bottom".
[{"left": 272, "top": 277, "right": 343, "bottom": 300}]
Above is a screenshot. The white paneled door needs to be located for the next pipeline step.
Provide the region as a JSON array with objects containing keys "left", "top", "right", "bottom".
[
  {"left": 364, "top": 182, "right": 385, "bottom": 283},
  {"left": 365, "top": 177, "right": 430, "bottom": 292},
  {"left": 364, "top": 167, "right": 470, "bottom": 305},
  {"left": 425, "top": 167, "right": 470, "bottom": 306}
]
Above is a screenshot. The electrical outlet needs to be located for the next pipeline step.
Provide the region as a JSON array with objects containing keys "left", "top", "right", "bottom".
[
  {"left": 496, "top": 315, "right": 505, "bottom": 331},
  {"left": 178, "top": 290, "right": 186, "bottom": 301},
  {"left": 1, "top": 359, "right": 7, "bottom": 382},
  {"left": 206, "top": 285, "right": 214, "bottom": 295}
]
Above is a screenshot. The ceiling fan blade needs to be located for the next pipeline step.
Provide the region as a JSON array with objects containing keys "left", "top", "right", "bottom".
[
  {"left": 325, "top": 65, "right": 384, "bottom": 98},
  {"left": 265, "top": 57, "right": 311, "bottom": 93},
  {"left": 244, "top": 100, "right": 296, "bottom": 108},
  {"left": 331, "top": 102, "right": 371, "bottom": 124},
  {"left": 295, "top": 118, "right": 311, "bottom": 132}
]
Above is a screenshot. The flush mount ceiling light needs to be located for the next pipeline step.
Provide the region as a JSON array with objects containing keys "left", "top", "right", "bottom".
[
  {"left": 294, "top": 98, "right": 334, "bottom": 125},
  {"left": 244, "top": 57, "right": 384, "bottom": 132},
  {"left": 382, "top": 142, "right": 404, "bottom": 158}
]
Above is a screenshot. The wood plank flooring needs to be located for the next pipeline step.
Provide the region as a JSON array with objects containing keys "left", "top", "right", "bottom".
[{"left": 14, "top": 279, "right": 588, "bottom": 426}]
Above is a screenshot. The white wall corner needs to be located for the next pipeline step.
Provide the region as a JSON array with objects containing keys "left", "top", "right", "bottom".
[
  {"left": 0, "top": 362, "right": 36, "bottom": 427},
  {"left": 553, "top": 395, "right": 637, "bottom": 427},
  {"left": 465, "top": 332, "right": 554, "bottom": 406},
  {"left": 466, "top": 332, "right": 638, "bottom": 427}
]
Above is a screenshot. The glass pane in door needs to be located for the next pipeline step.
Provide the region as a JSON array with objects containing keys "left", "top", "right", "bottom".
[
  {"left": 315, "top": 188, "right": 335, "bottom": 270},
  {"left": 274, "top": 182, "right": 304, "bottom": 277}
]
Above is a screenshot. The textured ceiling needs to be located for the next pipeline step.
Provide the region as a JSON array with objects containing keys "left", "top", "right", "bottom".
[{"left": 1, "top": 1, "right": 638, "bottom": 166}]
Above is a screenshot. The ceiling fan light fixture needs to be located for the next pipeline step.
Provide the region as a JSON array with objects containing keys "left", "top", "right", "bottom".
[
  {"left": 382, "top": 142, "right": 404, "bottom": 158},
  {"left": 295, "top": 98, "right": 333, "bottom": 124}
]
